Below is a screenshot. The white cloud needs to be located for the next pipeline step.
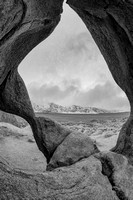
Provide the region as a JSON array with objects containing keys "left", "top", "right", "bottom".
[{"left": 28, "top": 80, "right": 129, "bottom": 111}]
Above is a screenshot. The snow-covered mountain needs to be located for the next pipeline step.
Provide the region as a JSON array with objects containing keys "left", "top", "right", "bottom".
[{"left": 32, "top": 102, "right": 117, "bottom": 114}]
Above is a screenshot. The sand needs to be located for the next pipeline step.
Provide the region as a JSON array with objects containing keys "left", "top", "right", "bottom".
[{"left": 0, "top": 123, "right": 46, "bottom": 173}]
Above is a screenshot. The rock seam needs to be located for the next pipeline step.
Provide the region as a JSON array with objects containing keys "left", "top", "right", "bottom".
[{"left": 96, "top": 156, "right": 128, "bottom": 200}]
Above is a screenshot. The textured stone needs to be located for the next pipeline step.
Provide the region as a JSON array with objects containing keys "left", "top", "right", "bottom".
[
  {"left": 112, "top": 116, "right": 133, "bottom": 164},
  {"left": 47, "top": 131, "right": 99, "bottom": 170},
  {"left": 0, "top": 110, "right": 28, "bottom": 128},
  {"left": 0, "top": 156, "right": 119, "bottom": 200},
  {"left": 36, "top": 117, "right": 71, "bottom": 158},
  {"left": 95, "top": 151, "right": 133, "bottom": 200},
  {"left": 0, "top": 0, "right": 23, "bottom": 42}
]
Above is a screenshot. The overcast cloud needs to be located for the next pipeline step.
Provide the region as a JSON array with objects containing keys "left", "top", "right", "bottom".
[{"left": 19, "top": 4, "right": 130, "bottom": 111}]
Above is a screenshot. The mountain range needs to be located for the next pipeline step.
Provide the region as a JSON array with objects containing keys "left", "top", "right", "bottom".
[{"left": 32, "top": 102, "right": 117, "bottom": 114}]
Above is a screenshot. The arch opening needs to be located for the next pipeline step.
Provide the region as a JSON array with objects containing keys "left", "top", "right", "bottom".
[
  {"left": 18, "top": 3, "right": 129, "bottom": 153},
  {"left": 19, "top": 4, "right": 129, "bottom": 112}
]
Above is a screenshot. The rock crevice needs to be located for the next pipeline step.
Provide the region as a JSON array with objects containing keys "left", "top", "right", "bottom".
[
  {"left": 95, "top": 152, "right": 133, "bottom": 200},
  {"left": 0, "top": 155, "right": 120, "bottom": 200},
  {"left": 99, "top": 157, "right": 127, "bottom": 200}
]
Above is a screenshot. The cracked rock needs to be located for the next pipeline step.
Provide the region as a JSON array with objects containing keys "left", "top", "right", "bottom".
[
  {"left": 0, "top": 155, "right": 119, "bottom": 200},
  {"left": 95, "top": 151, "right": 133, "bottom": 200}
]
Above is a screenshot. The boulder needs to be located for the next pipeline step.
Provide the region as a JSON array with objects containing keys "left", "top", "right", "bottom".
[
  {"left": 0, "top": 111, "right": 28, "bottom": 128},
  {"left": 0, "top": 155, "right": 119, "bottom": 200},
  {"left": 47, "top": 131, "right": 99, "bottom": 170},
  {"left": 36, "top": 117, "right": 71, "bottom": 157}
]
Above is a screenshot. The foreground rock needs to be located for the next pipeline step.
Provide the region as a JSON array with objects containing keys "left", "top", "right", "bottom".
[
  {"left": 95, "top": 151, "right": 133, "bottom": 200},
  {"left": 112, "top": 116, "right": 133, "bottom": 164},
  {"left": 0, "top": 155, "right": 119, "bottom": 200},
  {"left": 47, "top": 131, "right": 99, "bottom": 170},
  {"left": 0, "top": 111, "right": 28, "bottom": 128}
]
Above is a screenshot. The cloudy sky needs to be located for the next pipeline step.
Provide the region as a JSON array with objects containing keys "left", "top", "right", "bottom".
[{"left": 19, "top": 4, "right": 129, "bottom": 111}]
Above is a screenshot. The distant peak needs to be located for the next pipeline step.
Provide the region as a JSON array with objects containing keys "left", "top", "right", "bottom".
[{"left": 32, "top": 102, "right": 118, "bottom": 114}]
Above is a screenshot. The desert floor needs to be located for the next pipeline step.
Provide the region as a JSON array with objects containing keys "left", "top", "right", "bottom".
[{"left": 0, "top": 113, "right": 129, "bottom": 173}]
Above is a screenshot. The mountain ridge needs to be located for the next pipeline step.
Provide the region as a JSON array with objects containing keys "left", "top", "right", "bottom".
[{"left": 32, "top": 102, "right": 118, "bottom": 114}]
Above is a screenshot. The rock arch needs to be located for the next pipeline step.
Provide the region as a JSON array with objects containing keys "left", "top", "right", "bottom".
[{"left": 0, "top": 0, "right": 133, "bottom": 164}]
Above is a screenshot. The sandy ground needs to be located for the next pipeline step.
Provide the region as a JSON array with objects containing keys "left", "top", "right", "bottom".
[
  {"left": 0, "top": 123, "right": 46, "bottom": 173},
  {"left": 0, "top": 116, "right": 127, "bottom": 172}
]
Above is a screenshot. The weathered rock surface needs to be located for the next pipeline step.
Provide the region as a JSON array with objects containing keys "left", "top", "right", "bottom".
[
  {"left": 112, "top": 115, "right": 133, "bottom": 164},
  {"left": 47, "top": 131, "right": 99, "bottom": 170},
  {"left": 0, "top": 155, "right": 119, "bottom": 200},
  {"left": 0, "top": 110, "right": 28, "bottom": 128},
  {"left": 36, "top": 117, "right": 71, "bottom": 158},
  {"left": 95, "top": 151, "right": 133, "bottom": 200},
  {"left": 0, "top": 0, "right": 23, "bottom": 46}
]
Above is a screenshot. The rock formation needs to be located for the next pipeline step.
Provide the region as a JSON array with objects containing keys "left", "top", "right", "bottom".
[
  {"left": 1, "top": 0, "right": 133, "bottom": 199},
  {"left": 0, "top": 154, "right": 120, "bottom": 200},
  {"left": 95, "top": 151, "right": 133, "bottom": 200},
  {"left": 47, "top": 130, "right": 99, "bottom": 170},
  {"left": 1, "top": 152, "right": 133, "bottom": 200},
  {"left": 0, "top": 110, "right": 28, "bottom": 128}
]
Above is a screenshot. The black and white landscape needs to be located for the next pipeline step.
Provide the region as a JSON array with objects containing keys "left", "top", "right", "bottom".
[
  {"left": 1, "top": 0, "right": 133, "bottom": 199},
  {"left": 0, "top": 110, "right": 129, "bottom": 172}
]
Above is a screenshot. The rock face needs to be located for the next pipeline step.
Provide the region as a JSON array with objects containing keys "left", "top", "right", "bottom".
[
  {"left": 95, "top": 151, "right": 133, "bottom": 200},
  {"left": 47, "top": 131, "right": 99, "bottom": 170},
  {"left": 1, "top": 151, "right": 133, "bottom": 200},
  {"left": 0, "top": 111, "right": 28, "bottom": 128},
  {"left": 36, "top": 117, "right": 99, "bottom": 165},
  {"left": 67, "top": 0, "right": 133, "bottom": 161},
  {"left": 0, "top": 155, "right": 119, "bottom": 200},
  {"left": 112, "top": 115, "right": 133, "bottom": 164},
  {"left": 35, "top": 117, "right": 71, "bottom": 160}
]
